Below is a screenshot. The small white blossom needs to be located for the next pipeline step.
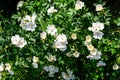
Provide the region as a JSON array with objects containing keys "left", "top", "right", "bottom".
[
  {"left": 11, "top": 35, "right": 21, "bottom": 45},
  {"left": 93, "top": 31, "right": 104, "bottom": 39},
  {"left": 113, "top": 64, "right": 119, "bottom": 70},
  {"left": 32, "top": 62, "right": 38, "bottom": 68},
  {"left": 16, "top": 37, "right": 27, "bottom": 48},
  {"left": 66, "top": 52, "right": 72, "bottom": 57},
  {"left": 61, "top": 69, "right": 75, "bottom": 80},
  {"left": 40, "top": 31, "right": 47, "bottom": 40},
  {"left": 46, "top": 25, "right": 57, "bottom": 35},
  {"left": 97, "top": 61, "right": 106, "bottom": 67},
  {"left": 75, "top": 0, "right": 84, "bottom": 10},
  {"left": 20, "top": 14, "right": 37, "bottom": 31},
  {"left": 46, "top": 55, "right": 56, "bottom": 62},
  {"left": 44, "top": 65, "right": 59, "bottom": 77},
  {"left": 55, "top": 34, "right": 68, "bottom": 44},
  {"left": 73, "top": 51, "right": 80, "bottom": 58},
  {"left": 87, "top": 44, "right": 94, "bottom": 51},
  {"left": 95, "top": 4, "right": 103, "bottom": 11},
  {"left": 86, "top": 35, "right": 92, "bottom": 42},
  {"left": 54, "top": 42, "right": 67, "bottom": 51},
  {"left": 87, "top": 51, "right": 102, "bottom": 60},
  {"left": 5, "top": 63, "right": 11, "bottom": 71},
  {"left": 5, "top": 63, "right": 14, "bottom": 75},
  {"left": 89, "top": 22, "right": 104, "bottom": 32},
  {"left": 33, "top": 56, "right": 39, "bottom": 63},
  {"left": 71, "top": 33, "right": 77, "bottom": 40},
  {"left": 17, "top": 1, "right": 24, "bottom": 10},
  {"left": 90, "top": 48, "right": 97, "bottom": 55},
  {"left": 25, "top": 22, "right": 37, "bottom": 31},
  {"left": 0, "top": 62, "right": 4, "bottom": 72},
  {"left": 47, "top": 6, "right": 57, "bottom": 15},
  {"left": 54, "top": 33, "right": 68, "bottom": 51},
  {"left": 11, "top": 35, "right": 27, "bottom": 48}
]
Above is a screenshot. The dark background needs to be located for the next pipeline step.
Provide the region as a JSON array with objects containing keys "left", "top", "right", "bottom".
[{"left": 0, "top": 0, "right": 120, "bottom": 18}]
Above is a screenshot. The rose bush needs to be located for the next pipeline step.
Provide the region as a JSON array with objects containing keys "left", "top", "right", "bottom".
[{"left": 0, "top": 0, "right": 120, "bottom": 80}]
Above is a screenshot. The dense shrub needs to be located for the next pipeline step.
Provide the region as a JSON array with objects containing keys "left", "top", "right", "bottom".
[{"left": 0, "top": 0, "right": 120, "bottom": 80}]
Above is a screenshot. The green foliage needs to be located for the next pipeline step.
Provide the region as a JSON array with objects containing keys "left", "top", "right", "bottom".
[{"left": 0, "top": 0, "right": 120, "bottom": 80}]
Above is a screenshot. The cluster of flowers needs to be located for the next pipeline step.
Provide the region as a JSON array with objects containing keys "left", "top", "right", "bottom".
[
  {"left": 43, "top": 65, "right": 59, "bottom": 77},
  {"left": 88, "top": 22, "right": 104, "bottom": 39},
  {"left": 32, "top": 56, "right": 39, "bottom": 68},
  {"left": 61, "top": 69, "right": 75, "bottom": 80},
  {"left": 11, "top": 0, "right": 119, "bottom": 79},
  {"left": 0, "top": 62, "right": 14, "bottom": 79},
  {"left": 11, "top": 35, "right": 27, "bottom": 48},
  {"left": 85, "top": 35, "right": 102, "bottom": 60},
  {"left": 20, "top": 14, "right": 37, "bottom": 31}
]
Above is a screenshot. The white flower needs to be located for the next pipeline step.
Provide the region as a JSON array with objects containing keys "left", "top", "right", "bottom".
[
  {"left": 97, "top": 61, "right": 106, "bottom": 67},
  {"left": 89, "top": 22, "right": 104, "bottom": 32},
  {"left": 46, "top": 55, "right": 56, "bottom": 62},
  {"left": 55, "top": 34, "right": 68, "bottom": 44},
  {"left": 5, "top": 63, "right": 11, "bottom": 71},
  {"left": 25, "top": 22, "right": 37, "bottom": 31},
  {"left": 8, "top": 70, "right": 14, "bottom": 75},
  {"left": 54, "top": 33, "right": 68, "bottom": 51},
  {"left": 54, "top": 42, "right": 67, "bottom": 51},
  {"left": 84, "top": 41, "right": 91, "bottom": 46},
  {"left": 73, "top": 51, "right": 80, "bottom": 58},
  {"left": 87, "top": 51, "right": 102, "bottom": 60},
  {"left": 11, "top": 35, "right": 27, "bottom": 48},
  {"left": 66, "top": 52, "right": 72, "bottom": 57},
  {"left": 90, "top": 48, "right": 97, "bottom": 55},
  {"left": 95, "top": 4, "right": 103, "bottom": 11},
  {"left": 46, "top": 25, "right": 57, "bottom": 35},
  {"left": 71, "top": 33, "right": 77, "bottom": 40},
  {"left": 61, "top": 69, "right": 75, "bottom": 80},
  {"left": 75, "top": 0, "right": 84, "bottom": 10},
  {"left": 44, "top": 66, "right": 49, "bottom": 72},
  {"left": 44, "top": 65, "right": 59, "bottom": 77},
  {"left": 20, "top": 14, "right": 37, "bottom": 31},
  {"left": 16, "top": 37, "right": 27, "bottom": 48},
  {"left": 40, "top": 32, "right": 47, "bottom": 40},
  {"left": 87, "top": 44, "right": 94, "bottom": 51},
  {"left": 17, "top": 1, "right": 24, "bottom": 10},
  {"left": 47, "top": 6, "right": 57, "bottom": 15},
  {"left": 0, "top": 62, "right": 4, "bottom": 72},
  {"left": 113, "top": 64, "right": 119, "bottom": 70},
  {"left": 86, "top": 36, "right": 92, "bottom": 42},
  {"left": 33, "top": 56, "right": 39, "bottom": 63},
  {"left": 11, "top": 35, "right": 21, "bottom": 45},
  {"left": 32, "top": 62, "right": 38, "bottom": 68},
  {"left": 93, "top": 31, "right": 104, "bottom": 39}
]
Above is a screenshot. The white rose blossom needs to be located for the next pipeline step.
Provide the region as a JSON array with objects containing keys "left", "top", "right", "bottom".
[
  {"left": 96, "top": 61, "right": 106, "bottom": 67},
  {"left": 61, "top": 69, "right": 75, "bottom": 80},
  {"left": 5, "top": 63, "right": 14, "bottom": 75},
  {"left": 113, "top": 64, "right": 119, "bottom": 70},
  {"left": 11, "top": 35, "right": 27, "bottom": 48},
  {"left": 40, "top": 31, "right": 47, "bottom": 40},
  {"left": 93, "top": 31, "right": 104, "bottom": 39},
  {"left": 54, "top": 33, "right": 68, "bottom": 51},
  {"left": 95, "top": 4, "right": 104, "bottom": 11},
  {"left": 0, "top": 62, "right": 4, "bottom": 72},
  {"left": 32, "top": 56, "right": 39, "bottom": 68},
  {"left": 75, "top": 0, "right": 84, "bottom": 10},
  {"left": 43, "top": 65, "right": 59, "bottom": 77},
  {"left": 47, "top": 6, "right": 57, "bottom": 15},
  {"left": 46, "top": 25, "right": 57, "bottom": 36},
  {"left": 73, "top": 51, "right": 80, "bottom": 58},
  {"left": 20, "top": 14, "right": 37, "bottom": 31},
  {"left": 17, "top": 1, "right": 24, "bottom": 10}
]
